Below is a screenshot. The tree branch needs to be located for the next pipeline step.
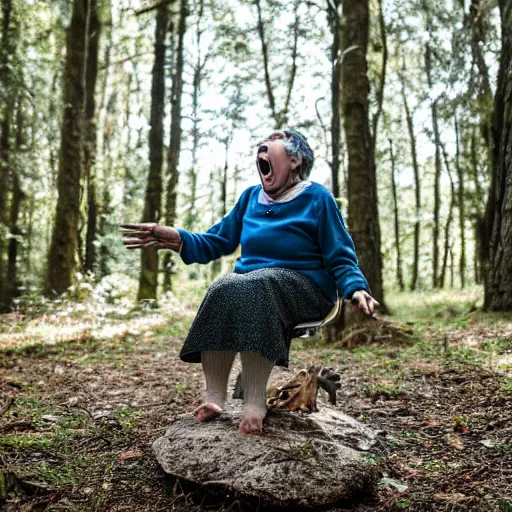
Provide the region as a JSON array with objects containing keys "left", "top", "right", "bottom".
[{"left": 135, "top": 0, "right": 177, "bottom": 16}]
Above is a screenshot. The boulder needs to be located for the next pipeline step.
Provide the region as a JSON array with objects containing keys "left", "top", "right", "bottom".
[{"left": 153, "top": 399, "right": 383, "bottom": 509}]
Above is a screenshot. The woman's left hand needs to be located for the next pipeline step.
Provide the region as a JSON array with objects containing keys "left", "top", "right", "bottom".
[{"left": 351, "top": 290, "right": 380, "bottom": 318}]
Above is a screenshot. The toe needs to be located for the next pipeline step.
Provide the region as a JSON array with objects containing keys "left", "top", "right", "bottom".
[
  {"left": 238, "top": 416, "right": 263, "bottom": 434},
  {"left": 193, "top": 403, "right": 222, "bottom": 422}
]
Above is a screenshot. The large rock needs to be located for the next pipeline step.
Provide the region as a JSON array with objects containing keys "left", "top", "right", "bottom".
[{"left": 153, "top": 399, "right": 383, "bottom": 509}]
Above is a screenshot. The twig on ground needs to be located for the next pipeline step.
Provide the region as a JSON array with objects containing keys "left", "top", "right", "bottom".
[{"left": 0, "top": 396, "right": 14, "bottom": 417}]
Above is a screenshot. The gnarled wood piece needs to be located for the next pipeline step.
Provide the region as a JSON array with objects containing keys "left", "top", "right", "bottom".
[
  {"left": 233, "top": 366, "right": 342, "bottom": 412},
  {"left": 267, "top": 366, "right": 342, "bottom": 412}
]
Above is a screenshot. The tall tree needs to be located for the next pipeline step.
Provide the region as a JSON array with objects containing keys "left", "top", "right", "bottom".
[
  {"left": 484, "top": 0, "right": 512, "bottom": 310},
  {"left": 163, "top": 0, "right": 187, "bottom": 291},
  {"left": 389, "top": 138, "right": 404, "bottom": 291},
  {"left": 454, "top": 116, "right": 466, "bottom": 288},
  {"left": 464, "top": 0, "right": 494, "bottom": 168},
  {"left": 340, "top": 0, "right": 384, "bottom": 303},
  {"left": 327, "top": 0, "right": 342, "bottom": 204},
  {"left": 470, "top": 127, "right": 484, "bottom": 283},
  {"left": 255, "top": 0, "right": 300, "bottom": 128},
  {"left": 370, "top": 0, "right": 388, "bottom": 157},
  {"left": 424, "top": 8, "right": 442, "bottom": 288},
  {"left": 46, "top": 0, "right": 91, "bottom": 294},
  {"left": 5, "top": 97, "right": 24, "bottom": 302},
  {"left": 0, "top": 0, "right": 14, "bottom": 307},
  {"left": 440, "top": 143, "right": 456, "bottom": 288},
  {"left": 96, "top": 6, "right": 113, "bottom": 279},
  {"left": 84, "top": 0, "right": 102, "bottom": 273},
  {"left": 184, "top": 0, "right": 209, "bottom": 231},
  {"left": 399, "top": 52, "right": 421, "bottom": 291},
  {"left": 138, "top": 5, "right": 169, "bottom": 301}
]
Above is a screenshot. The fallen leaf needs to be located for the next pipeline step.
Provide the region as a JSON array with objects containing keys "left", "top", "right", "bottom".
[
  {"left": 41, "top": 415, "right": 60, "bottom": 423},
  {"left": 119, "top": 450, "right": 144, "bottom": 462},
  {"left": 446, "top": 434, "right": 464, "bottom": 450},
  {"left": 379, "top": 477, "right": 408, "bottom": 492},
  {"left": 435, "top": 492, "right": 471, "bottom": 502}
]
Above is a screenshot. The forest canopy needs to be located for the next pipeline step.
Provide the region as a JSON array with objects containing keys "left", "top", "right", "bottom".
[{"left": 0, "top": 0, "right": 507, "bottom": 309}]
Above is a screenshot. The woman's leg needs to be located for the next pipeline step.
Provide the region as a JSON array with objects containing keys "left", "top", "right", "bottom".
[
  {"left": 194, "top": 350, "right": 236, "bottom": 422},
  {"left": 239, "top": 351, "right": 274, "bottom": 434}
]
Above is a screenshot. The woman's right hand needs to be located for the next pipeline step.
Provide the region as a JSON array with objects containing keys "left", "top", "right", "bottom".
[{"left": 120, "top": 223, "right": 182, "bottom": 252}]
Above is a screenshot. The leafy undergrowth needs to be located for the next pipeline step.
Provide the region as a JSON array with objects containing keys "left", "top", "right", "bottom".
[{"left": 0, "top": 287, "right": 511, "bottom": 511}]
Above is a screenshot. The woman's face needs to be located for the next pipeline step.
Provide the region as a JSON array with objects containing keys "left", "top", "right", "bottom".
[{"left": 256, "top": 137, "right": 299, "bottom": 198}]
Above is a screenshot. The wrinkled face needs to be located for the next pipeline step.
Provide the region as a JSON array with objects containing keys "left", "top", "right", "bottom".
[{"left": 256, "top": 133, "right": 299, "bottom": 198}]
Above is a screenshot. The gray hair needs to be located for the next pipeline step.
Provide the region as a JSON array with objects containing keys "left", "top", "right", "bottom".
[{"left": 265, "top": 128, "right": 315, "bottom": 180}]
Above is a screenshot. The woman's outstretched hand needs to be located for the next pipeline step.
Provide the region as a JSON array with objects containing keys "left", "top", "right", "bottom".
[
  {"left": 351, "top": 290, "right": 380, "bottom": 319},
  {"left": 120, "top": 223, "right": 182, "bottom": 252}
]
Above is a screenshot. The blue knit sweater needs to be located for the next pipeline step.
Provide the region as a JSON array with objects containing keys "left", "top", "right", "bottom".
[{"left": 176, "top": 182, "right": 370, "bottom": 303}]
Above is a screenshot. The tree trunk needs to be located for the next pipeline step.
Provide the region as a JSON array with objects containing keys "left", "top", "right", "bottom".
[
  {"left": 468, "top": 0, "right": 494, "bottom": 170},
  {"left": 440, "top": 144, "right": 456, "bottom": 289},
  {"left": 255, "top": 0, "right": 299, "bottom": 128},
  {"left": 46, "top": 0, "right": 89, "bottom": 295},
  {"left": 138, "top": 5, "right": 169, "bottom": 302},
  {"left": 460, "top": 0, "right": 494, "bottom": 285},
  {"left": 389, "top": 139, "right": 404, "bottom": 291},
  {"left": 0, "top": 0, "right": 13, "bottom": 307},
  {"left": 454, "top": 116, "right": 466, "bottom": 288},
  {"left": 97, "top": 11, "right": 113, "bottom": 279},
  {"left": 371, "top": 0, "right": 388, "bottom": 157},
  {"left": 424, "top": 13, "right": 442, "bottom": 288},
  {"left": 6, "top": 97, "right": 24, "bottom": 302},
  {"left": 163, "top": 0, "right": 187, "bottom": 292},
  {"left": 340, "top": 0, "right": 383, "bottom": 303},
  {"left": 210, "top": 139, "right": 230, "bottom": 281},
  {"left": 399, "top": 53, "right": 421, "bottom": 291},
  {"left": 484, "top": 0, "right": 512, "bottom": 310},
  {"left": 25, "top": 193, "right": 34, "bottom": 280},
  {"left": 328, "top": 0, "right": 341, "bottom": 205},
  {"left": 99, "top": 93, "right": 115, "bottom": 279},
  {"left": 184, "top": 0, "right": 205, "bottom": 231},
  {"left": 84, "top": 0, "right": 101, "bottom": 274},
  {"left": 122, "top": 74, "right": 134, "bottom": 207},
  {"left": 470, "top": 127, "right": 483, "bottom": 284}
]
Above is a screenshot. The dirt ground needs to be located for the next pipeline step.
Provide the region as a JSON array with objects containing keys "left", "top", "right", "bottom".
[{"left": 0, "top": 292, "right": 511, "bottom": 511}]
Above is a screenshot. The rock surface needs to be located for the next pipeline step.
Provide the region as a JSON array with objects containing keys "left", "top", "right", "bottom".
[{"left": 153, "top": 399, "right": 383, "bottom": 509}]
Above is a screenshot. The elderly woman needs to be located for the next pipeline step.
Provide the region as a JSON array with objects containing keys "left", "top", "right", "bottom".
[{"left": 122, "top": 129, "right": 379, "bottom": 435}]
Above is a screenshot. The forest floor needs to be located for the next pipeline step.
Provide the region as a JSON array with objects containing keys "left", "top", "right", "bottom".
[{"left": 0, "top": 285, "right": 511, "bottom": 511}]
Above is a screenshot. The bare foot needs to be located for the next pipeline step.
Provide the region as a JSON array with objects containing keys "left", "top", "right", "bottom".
[
  {"left": 193, "top": 402, "right": 222, "bottom": 422},
  {"left": 239, "top": 407, "right": 266, "bottom": 434}
]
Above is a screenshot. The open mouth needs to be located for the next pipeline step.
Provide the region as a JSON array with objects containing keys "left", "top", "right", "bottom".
[{"left": 258, "top": 157, "right": 271, "bottom": 176}]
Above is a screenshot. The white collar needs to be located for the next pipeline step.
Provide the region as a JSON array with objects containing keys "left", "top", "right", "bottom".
[{"left": 258, "top": 180, "right": 312, "bottom": 205}]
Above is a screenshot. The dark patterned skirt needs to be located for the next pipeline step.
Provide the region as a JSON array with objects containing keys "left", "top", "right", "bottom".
[{"left": 179, "top": 267, "right": 334, "bottom": 368}]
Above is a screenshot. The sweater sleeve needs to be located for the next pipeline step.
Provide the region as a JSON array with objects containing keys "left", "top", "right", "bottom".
[
  {"left": 176, "top": 186, "right": 253, "bottom": 265},
  {"left": 317, "top": 191, "right": 371, "bottom": 299}
]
